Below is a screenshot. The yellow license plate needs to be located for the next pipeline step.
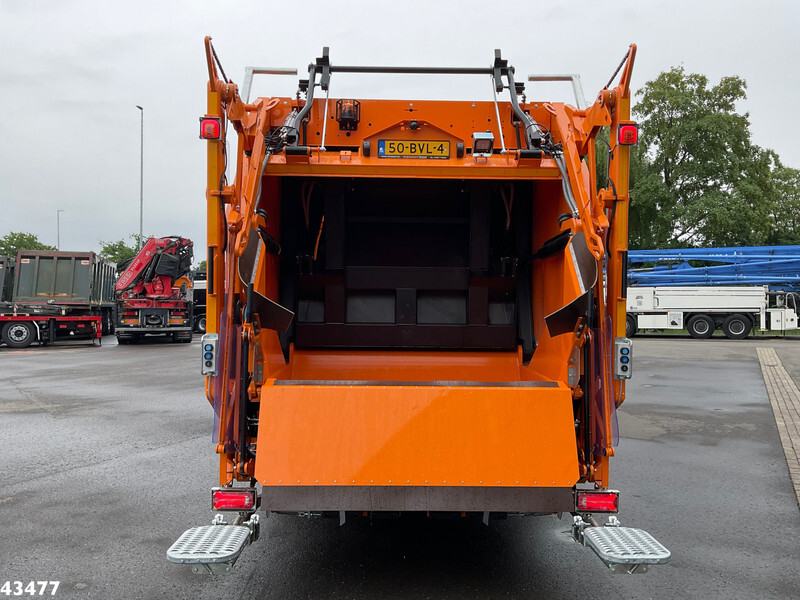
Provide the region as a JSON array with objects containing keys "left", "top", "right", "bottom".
[{"left": 378, "top": 140, "right": 450, "bottom": 159}]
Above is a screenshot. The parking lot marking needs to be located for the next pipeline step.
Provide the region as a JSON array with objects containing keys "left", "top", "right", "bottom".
[{"left": 758, "top": 347, "right": 800, "bottom": 509}]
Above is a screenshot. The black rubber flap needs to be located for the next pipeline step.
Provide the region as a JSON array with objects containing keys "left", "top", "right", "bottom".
[
  {"left": 238, "top": 229, "right": 295, "bottom": 333},
  {"left": 544, "top": 232, "right": 598, "bottom": 337}
]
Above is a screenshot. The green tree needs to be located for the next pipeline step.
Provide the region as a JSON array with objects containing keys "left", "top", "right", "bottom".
[
  {"left": 630, "top": 67, "right": 775, "bottom": 248},
  {"left": 196, "top": 260, "right": 207, "bottom": 272},
  {"left": 99, "top": 234, "right": 148, "bottom": 264},
  {"left": 0, "top": 232, "right": 56, "bottom": 256},
  {"left": 765, "top": 164, "right": 800, "bottom": 245}
]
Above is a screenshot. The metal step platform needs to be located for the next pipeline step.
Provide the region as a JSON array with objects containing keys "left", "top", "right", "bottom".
[
  {"left": 574, "top": 516, "right": 671, "bottom": 574},
  {"left": 167, "top": 524, "right": 252, "bottom": 574}
]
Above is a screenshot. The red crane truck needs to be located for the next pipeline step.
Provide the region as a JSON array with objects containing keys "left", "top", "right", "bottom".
[{"left": 115, "top": 236, "right": 194, "bottom": 344}]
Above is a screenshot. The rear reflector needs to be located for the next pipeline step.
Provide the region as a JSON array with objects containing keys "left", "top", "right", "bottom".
[
  {"left": 200, "top": 117, "right": 222, "bottom": 140},
  {"left": 212, "top": 488, "right": 256, "bottom": 511},
  {"left": 576, "top": 490, "right": 619, "bottom": 512},
  {"left": 618, "top": 123, "right": 638, "bottom": 145}
]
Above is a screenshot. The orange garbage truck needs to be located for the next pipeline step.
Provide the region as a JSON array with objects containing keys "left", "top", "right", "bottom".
[{"left": 167, "top": 38, "right": 670, "bottom": 575}]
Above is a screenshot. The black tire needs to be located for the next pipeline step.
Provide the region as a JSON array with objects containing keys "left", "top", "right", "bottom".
[
  {"left": 116, "top": 334, "right": 132, "bottom": 345},
  {"left": 687, "top": 314, "right": 715, "bottom": 339},
  {"left": 197, "top": 317, "right": 206, "bottom": 334},
  {"left": 722, "top": 314, "right": 751, "bottom": 340},
  {"left": 626, "top": 315, "right": 637, "bottom": 337},
  {"left": 2, "top": 322, "right": 37, "bottom": 348},
  {"left": 101, "top": 312, "right": 110, "bottom": 336}
]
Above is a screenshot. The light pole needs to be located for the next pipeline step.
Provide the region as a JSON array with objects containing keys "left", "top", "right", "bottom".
[
  {"left": 57, "top": 209, "right": 65, "bottom": 250},
  {"left": 136, "top": 105, "right": 143, "bottom": 251}
]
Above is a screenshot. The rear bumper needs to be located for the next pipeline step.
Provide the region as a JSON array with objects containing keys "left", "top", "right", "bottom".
[
  {"left": 254, "top": 380, "right": 580, "bottom": 511},
  {"left": 261, "top": 485, "right": 574, "bottom": 512}
]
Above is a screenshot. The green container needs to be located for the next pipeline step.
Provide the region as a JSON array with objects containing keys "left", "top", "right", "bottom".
[
  {"left": 13, "top": 250, "right": 116, "bottom": 306},
  {"left": 0, "top": 256, "right": 13, "bottom": 302}
]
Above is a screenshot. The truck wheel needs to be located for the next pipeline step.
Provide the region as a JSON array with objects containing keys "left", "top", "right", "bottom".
[
  {"left": 2, "top": 322, "right": 37, "bottom": 348},
  {"left": 104, "top": 311, "right": 115, "bottom": 335},
  {"left": 197, "top": 317, "right": 206, "bottom": 334},
  {"left": 722, "top": 314, "right": 751, "bottom": 340},
  {"left": 687, "top": 314, "right": 715, "bottom": 339},
  {"left": 626, "top": 315, "right": 637, "bottom": 337}
]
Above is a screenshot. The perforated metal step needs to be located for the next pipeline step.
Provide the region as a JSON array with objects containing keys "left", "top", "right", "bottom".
[
  {"left": 583, "top": 526, "right": 671, "bottom": 566},
  {"left": 167, "top": 525, "right": 251, "bottom": 566}
]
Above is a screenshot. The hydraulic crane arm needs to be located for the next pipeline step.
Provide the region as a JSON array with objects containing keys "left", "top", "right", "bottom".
[{"left": 116, "top": 236, "right": 194, "bottom": 298}]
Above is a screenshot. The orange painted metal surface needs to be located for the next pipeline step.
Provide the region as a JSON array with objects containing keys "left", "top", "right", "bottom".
[
  {"left": 200, "top": 37, "right": 638, "bottom": 503},
  {"left": 255, "top": 382, "right": 578, "bottom": 487},
  {"left": 287, "top": 349, "right": 528, "bottom": 382}
]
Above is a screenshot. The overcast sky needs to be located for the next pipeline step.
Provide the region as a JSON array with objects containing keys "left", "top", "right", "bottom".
[{"left": 1, "top": 0, "right": 797, "bottom": 261}]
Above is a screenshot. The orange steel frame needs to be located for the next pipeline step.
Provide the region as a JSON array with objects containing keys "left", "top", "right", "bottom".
[{"left": 201, "top": 37, "right": 636, "bottom": 505}]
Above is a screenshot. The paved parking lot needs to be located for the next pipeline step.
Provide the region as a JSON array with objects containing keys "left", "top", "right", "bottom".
[{"left": 0, "top": 335, "right": 798, "bottom": 599}]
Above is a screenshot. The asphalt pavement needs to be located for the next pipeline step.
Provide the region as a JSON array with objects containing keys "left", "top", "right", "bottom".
[{"left": 1, "top": 334, "right": 798, "bottom": 599}]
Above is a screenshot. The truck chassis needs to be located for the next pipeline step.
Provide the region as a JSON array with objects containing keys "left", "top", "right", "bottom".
[
  {"left": 626, "top": 285, "right": 799, "bottom": 339},
  {"left": 0, "top": 309, "right": 101, "bottom": 348}
]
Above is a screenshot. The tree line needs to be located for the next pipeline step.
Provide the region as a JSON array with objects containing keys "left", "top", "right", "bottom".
[{"left": 0, "top": 232, "right": 145, "bottom": 263}]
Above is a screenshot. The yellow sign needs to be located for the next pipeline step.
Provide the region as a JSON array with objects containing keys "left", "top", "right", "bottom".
[{"left": 378, "top": 140, "right": 450, "bottom": 159}]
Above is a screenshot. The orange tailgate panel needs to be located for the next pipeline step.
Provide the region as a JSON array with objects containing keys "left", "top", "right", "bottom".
[{"left": 255, "top": 383, "right": 579, "bottom": 487}]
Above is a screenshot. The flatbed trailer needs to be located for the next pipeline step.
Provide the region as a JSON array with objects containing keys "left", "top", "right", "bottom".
[
  {"left": 0, "top": 250, "right": 114, "bottom": 348},
  {"left": 167, "top": 39, "right": 670, "bottom": 576},
  {"left": 0, "top": 306, "right": 102, "bottom": 347}
]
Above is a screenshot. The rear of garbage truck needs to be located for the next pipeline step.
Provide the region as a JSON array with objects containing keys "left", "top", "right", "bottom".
[{"left": 168, "top": 39, "right": 669, "bottom": 575}]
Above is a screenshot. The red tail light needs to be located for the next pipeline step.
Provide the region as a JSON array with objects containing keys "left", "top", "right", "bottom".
[
  {"left": 618, "top": 123, "right": 638, "bottom": 145},
  {"left": 576, "top": 490, "right": 619, "bottom": 512},
  {"left": 200, "top": 117, "right": 222, "bottom": 140},
  {"left": 212, "top": 488, "right": 257, "bottom": 511}
]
